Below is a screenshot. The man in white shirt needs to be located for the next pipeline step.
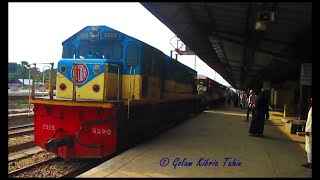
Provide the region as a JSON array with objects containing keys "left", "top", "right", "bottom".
[{"left": 301, "top": 98, "right": 312, "bottom": 169}]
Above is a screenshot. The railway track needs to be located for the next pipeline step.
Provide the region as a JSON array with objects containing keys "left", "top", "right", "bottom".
[
  {"left": 9, "top": 124, "right": 35, "bottom": 153},
  {"left": 8, "top": 142, "right": 108, "bottom": 178},
  {"left": 8, "top": 156, "right": 60, "bottom": 177},
  {"left": 9, "top": 108, "right": 33, "bottom": 115},
  {"left": 9, "top": 124, "right": 34, "bottom": 131},
  {"left": 9, "top": 141, "right": 36, "bottom": 153},
  {"left": 8, "top": 123, "right": 35, "bottom": 153},
  {"left": 9, "top": 125, "right": 34, "bottom": 138},
  {"left": 8, "top": 113, "right": 34, "bottom": 128},
  {"left": 8, "top": 156, "right": 106, "bottom": 178}
]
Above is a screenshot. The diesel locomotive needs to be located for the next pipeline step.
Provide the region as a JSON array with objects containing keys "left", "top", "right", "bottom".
[{"left": 30, "top": 25, "right": 202, "bottom": 160}]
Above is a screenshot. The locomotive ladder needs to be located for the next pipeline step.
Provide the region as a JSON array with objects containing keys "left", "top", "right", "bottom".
[
  {"left": 128, "top": 66, "right": 136, "bottom": 119},
  {"left": 28, "top": 63, "right": 54, "bottom": 115}
]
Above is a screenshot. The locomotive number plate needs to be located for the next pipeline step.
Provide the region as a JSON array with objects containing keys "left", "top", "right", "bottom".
[
  {"left": 92, "top": 128, "right": 112, "bottom": 135},
  {"left": 43, "top": 124, "right": 55, "bottom": 131}
]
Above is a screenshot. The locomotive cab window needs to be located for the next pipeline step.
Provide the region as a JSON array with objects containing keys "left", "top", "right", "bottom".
[
  {"left": 62, "top": 46, "right": 75, "bottom": 58},
  {"left": 102, "top": 42, "right": 122, "bottom": 59},
  {"left": 78, "top": 42, "right": 122, "bottom": 59}
]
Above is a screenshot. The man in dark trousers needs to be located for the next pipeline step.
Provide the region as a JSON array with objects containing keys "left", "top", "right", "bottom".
[{"left": 249, "top": 88, "right": 268, "bottom": 137}]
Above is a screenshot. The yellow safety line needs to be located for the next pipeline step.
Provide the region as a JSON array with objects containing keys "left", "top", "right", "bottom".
[{"left": 268, "top": 111, "right": 306, "bottom": 151}]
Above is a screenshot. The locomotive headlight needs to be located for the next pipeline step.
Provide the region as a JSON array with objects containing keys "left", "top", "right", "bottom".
[
  {"left": 91, "top": 26, "right": 99, "bottom": 41},
  {"left": 60, "top": 65, "right": 67, "bottom": 74},
  {"left": 59, "top": 83, "right": 66, "bottom": 90},
  {"left": 93, "top": 65, "right": 101, "bottom": 74},
  {"left": 92, "top": 84, "right": 100, "bottom": 92}
]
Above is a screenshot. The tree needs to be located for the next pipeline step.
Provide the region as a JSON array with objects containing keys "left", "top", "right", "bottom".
[
  {"left": 42, "top": 68, "right": 57, "bottom": 84},
  {"left": 9, "top": 73, "right": 19, "bottom": 82},
  {"left": 8, "top": 61, "right": 57, "bottom": 87},
  {"left": 8, "top": 62, "right": 18, "bottom": 73},
  {"left": 8, "top": 61, "right": 29, "bottom": 81},
  {"left": 20, "top": 61, "right": 29, "bottom": 68},
  {"left": 17, "top": 61, "right": 29, "bottom": 79}
]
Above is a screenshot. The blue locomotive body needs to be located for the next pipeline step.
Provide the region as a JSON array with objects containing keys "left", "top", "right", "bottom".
[{"left": 31, "top": 25, "right": 201, "bottom": 160}]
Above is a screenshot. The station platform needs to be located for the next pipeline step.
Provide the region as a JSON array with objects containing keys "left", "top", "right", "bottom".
[{"left": 77, "top": 106, "right": 311, "bottom": 178}]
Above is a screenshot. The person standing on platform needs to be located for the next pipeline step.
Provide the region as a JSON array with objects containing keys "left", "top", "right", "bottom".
[
  {"left": 244, "top": 89, "right": 257, "bottom": 122},
  {"left": 239, "top": 92, "right": 244, "bottom": 108},
  {"left": 301, "top": 98, "right": 312, "bottom": 169},
  {"left": 233, "top": 93, "right": 238, "bottom": 107},
  {"left": 244, "top": 93, "right": 248, "bottom": 108},
  {"left": 265, "top": 104, "right": 270, "bottom": 120},
  {"left": 251, "top": 88, "right": 268, "bottom": 137}
]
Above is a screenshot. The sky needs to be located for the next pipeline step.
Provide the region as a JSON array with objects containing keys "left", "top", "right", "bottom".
[{"left": 8, "top": 2, "right": 232, "bottom": 87}]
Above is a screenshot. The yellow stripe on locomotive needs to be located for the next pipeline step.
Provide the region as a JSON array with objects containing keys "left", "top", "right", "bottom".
[{"left": 56, "top": 71, "right": 119, "bottom": 100}]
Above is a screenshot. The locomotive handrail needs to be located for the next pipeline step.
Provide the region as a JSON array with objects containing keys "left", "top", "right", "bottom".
[
  {"left": 30, "top": 63, "right": 36, "bottom": 99},
  {"left": 29, "top": 62, "right": 54, "bottom": 100},
  {"left": 42, "top": 65, "right": 51, "bottom": 97},
  {"left": 28, "top": 64, "right": 32, "bottom": 115},
  {"left": 103, "top": 64, "right": 109, "bottom": 102},
  {"left": 127, "top": 66, "right": 136, "bottom": 119},
  {"left": 72, "top": 62, "right": 122, "bottom": 103}
]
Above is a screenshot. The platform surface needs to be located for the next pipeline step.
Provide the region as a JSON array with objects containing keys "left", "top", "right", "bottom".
[{"left": 77, "top": 106, "right": 312, "bottom": 178}]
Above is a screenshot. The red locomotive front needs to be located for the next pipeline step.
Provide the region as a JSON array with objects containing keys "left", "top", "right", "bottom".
[{"left": 34, "top": 104, "right": 117, "bottom": 160}]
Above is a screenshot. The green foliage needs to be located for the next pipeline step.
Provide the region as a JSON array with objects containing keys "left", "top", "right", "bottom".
[
  {"left": 17, "top": 61, "right": 29, "bottom": 79},
  {"left": 9, "top": 73, "right": 19, "bottom": 81},
  {"left": 8, "top": 61, "right": 57, "bottom": 84},
  {"left": 8, "top": 63, "right": 18, "bottom": 73},
  {"left": 8, "top": 100, "right": 27, "bottom": 105}
]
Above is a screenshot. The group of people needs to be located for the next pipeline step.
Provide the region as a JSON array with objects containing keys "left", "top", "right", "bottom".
[
  {"left": 239, "top": 92, "right": 247, "bottom": 108},
  {"left": 245, "top": 89, "right": 312, "bottom": 169}
]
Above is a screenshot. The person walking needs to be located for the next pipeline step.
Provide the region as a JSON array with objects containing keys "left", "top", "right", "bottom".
[{"left": 301, "top": 98, "right": 312, "bottom": 169}]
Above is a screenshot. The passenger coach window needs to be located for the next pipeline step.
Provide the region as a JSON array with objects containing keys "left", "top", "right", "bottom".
[{"left": 125, "top": 42, "right": 138, "bottom": 67}]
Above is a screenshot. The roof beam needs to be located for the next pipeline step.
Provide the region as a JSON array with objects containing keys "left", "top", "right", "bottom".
[
  {"left": 219, "top": 35, "right": 301, "bottom": 63},
  {"left": 202, "top": 3, "right": 236, "bottom": 88},
  {"left": 218, "top": 30, "right": 294, "bottom": 47},
  {"left": 180, "top": 3, "right": 235, "bottom": 87},
  {"left": 241, "top": 2, "right": 257, "bottom": 89}
]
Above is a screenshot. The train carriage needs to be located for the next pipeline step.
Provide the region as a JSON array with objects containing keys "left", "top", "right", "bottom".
[
  {"left": 196, "top": 74, "right": 228, "bottom": 110},
  {"left": 30, "top": 25, "right": 201, "bottom": 160}
]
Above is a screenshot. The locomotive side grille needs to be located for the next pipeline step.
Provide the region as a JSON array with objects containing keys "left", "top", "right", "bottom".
[{"left": 125, "top": 42, "right": 138, "bottom": 67}]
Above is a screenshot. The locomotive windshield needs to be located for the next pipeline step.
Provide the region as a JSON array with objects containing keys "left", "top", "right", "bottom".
[
  {"left": 78, "top": 41, "right": 122, "bottom": 59},
  {"left": 62, "top": 26, "right": 123, "bottom": 59}
]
